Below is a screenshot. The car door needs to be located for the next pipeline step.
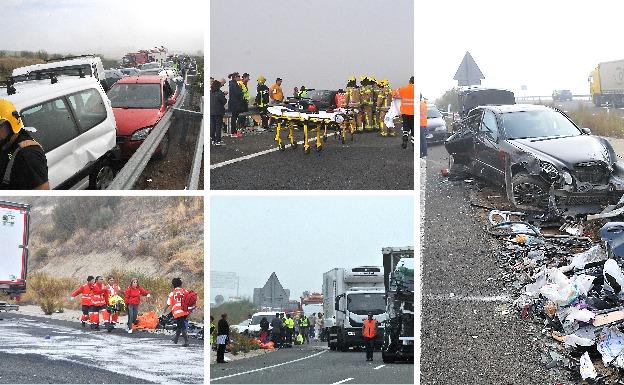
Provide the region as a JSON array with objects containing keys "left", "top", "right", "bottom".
[{"left": 474, "top": 109, "right": 504, "bottom": 184}]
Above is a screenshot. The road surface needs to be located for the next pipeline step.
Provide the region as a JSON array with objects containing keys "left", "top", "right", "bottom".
[
  {"left": 210, "top": 127, "right": 414, "bottom": 190},
  {"left": 0, "top": 312, "right": 204, "bottom": 384},
  {"left": 210, "top": 341, "right": 413, "bottom": 384},
  {"left": 420, "top": 144, "right": 572, "bottom": 384}
]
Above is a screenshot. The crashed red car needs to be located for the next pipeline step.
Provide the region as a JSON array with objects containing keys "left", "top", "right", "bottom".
[{"left": 107, "top": 75, "right": 178, "bottom": 158}]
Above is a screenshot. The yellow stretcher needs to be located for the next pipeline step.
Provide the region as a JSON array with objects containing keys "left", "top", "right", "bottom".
[{"left": 268, "top": 106, "right": 354, "bottom": 154}]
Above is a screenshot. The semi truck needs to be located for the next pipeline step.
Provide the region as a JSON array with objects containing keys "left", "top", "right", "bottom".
[
  {"left": 381, "top": 247, "right": 414, "bottom": 363},
  {"left": 0, "top": 200, "right": 31, "bottom": 311},
  {"left": 589, "top": 59, "right": 624, "bottom": 107},
  {"left": 322, "top": 266, "right": 387, "bottom": 351}
]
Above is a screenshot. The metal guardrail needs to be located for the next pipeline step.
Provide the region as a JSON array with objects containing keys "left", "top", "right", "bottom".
[
  {"left": 187, "top": 96, "right": 204, "bottom": 190},
  {"left": 108, "top": 73, "right": 201, "bottom": 190},
  {"left": 515, "top": 94, "right": 591, "bottom": 102}
]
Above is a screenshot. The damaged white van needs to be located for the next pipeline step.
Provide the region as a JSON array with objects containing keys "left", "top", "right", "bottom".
[
  {"left": 11, "top": 55, "right": 106, "bottom": 90},
  {"left": 2, "top": 75, "right": 118, "bottom": 189}
]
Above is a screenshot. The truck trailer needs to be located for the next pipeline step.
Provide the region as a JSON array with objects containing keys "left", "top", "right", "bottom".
[
  {"left": 589, "top": 59, "right": 624, "bottom": 107},
  {"left": 322, "top": 266, "right": 387, "bottom": 351},
  {"left": 0, "top": 200, "right": 31, "bottom": 311},
  {"left": 381, "top": 247, "right": 414, "bottom": 362}
]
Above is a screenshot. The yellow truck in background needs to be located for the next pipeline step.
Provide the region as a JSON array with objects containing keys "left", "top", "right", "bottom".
[{"left": 590, "top": 59, "right": 624, "bottom": 107}]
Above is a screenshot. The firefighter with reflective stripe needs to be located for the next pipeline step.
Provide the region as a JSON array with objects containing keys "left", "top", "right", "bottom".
[
  {"left": 362, "top": 312, "right": 378, "bottom": 361},
  {"left": 102, "top": 276, "right": 123, "bottom": 331},
  {"left": 70, "top": 275, "right": 94, "bottom": 328},
  {"left": 299, "top": 314, "right": 310, "bottom": 344},
  {"left": 392, "top": 76, "right": 415, "bottom": 149},
  {"left": 0, "top": 99, "right": 49, "bottom": 190},
  {"left": 344, "top": 77, "right": 363, "bottom": 133},
  {"left": 376, "top": 79, "right": 394, "bottom": 137},
  {"left": 369, "top": 76, "right": 380, "bottom": 129},
  {"left": 255, "top": 76, "right": 270, "bottom": 130},
  {"left": 163, "top": 277, "right": 190, "bottom": 347},
  {"left": 283, "top": 314, "right": 295, "bottom": 346},
  {"left": 89, "top": 276, "right": 109, "bottom": 330},
  {"left": 360, "top": 77, "right": 375, "bottom": 131}
]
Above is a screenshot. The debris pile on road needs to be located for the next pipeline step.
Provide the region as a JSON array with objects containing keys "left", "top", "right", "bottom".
[{"left": 484, "top": 206, "right": 624, "bottom": 383}]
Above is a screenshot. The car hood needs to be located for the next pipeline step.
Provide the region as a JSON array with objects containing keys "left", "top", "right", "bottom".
[
  {"left": 508, "top": 135, "right": 615, "bottom": 168},
  {"left": 113, "top": 108, "right": 163, "bottom": 136},
  {"left": 427, "top": 117, "right": 445, "bottom": 129}
]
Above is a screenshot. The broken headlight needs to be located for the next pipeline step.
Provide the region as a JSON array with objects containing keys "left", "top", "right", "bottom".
[
  {"left": 540, "top": 161, "right": 559, "bottom": 180},
  {"left": 562, "top": 170, "right": 573, "bottom": 185}
]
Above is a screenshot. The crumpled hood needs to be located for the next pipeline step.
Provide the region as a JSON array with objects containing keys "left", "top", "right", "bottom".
[
  {"left": 508, "top": 135, "right": 615, "bottom": 168},
  {"left": 113, "top": 108, "right": 162, "bottom": 136}
]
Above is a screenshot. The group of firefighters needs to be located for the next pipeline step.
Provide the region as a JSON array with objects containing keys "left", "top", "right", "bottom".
[{"left": 70, "top": 275, "right": 196, "bottom": 347}]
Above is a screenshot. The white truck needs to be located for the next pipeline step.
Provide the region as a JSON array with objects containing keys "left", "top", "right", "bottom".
[
  {"left": 0, "top": 201, "right": 31, "bottom": 311},
  {"left": 322, "top": 266, "right": 387, "bottom": 351}
]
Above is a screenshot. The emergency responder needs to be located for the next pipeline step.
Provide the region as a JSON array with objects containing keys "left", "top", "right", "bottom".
[
  {"left": 393, "top": 76, "right": 414, "bottom": 149},
  {"left": 103, "top": 276, "right": 122, "bottom": 332},
  {"left": 369, "top": 76, "right": 379, "bottom": 129},
  {"left": 297, "top": 86, "right": 308, "bottom": 98},
  {"left": 124, "top": 277, "right": 150, "bottom": 333},
  {"left": 344, "top": 77, "right": 363, "bottom": 132},
  {"left": 269, "top": 78, "right": 284, "bottom": 104},
  {"left": 284, "top": 313, "right": 295, "bottom": 346},
  {"left": 255, "top": 76, "right": 270, "bottom": 131},
  {"left": 362, "top": 312, "right": 378, "bottom": 361},
  {"left": 163, "top": 277, "right": 191, "bottom": 347},
  {"left": 299, "top": 313, "right": 310, "bottom": 344},
  {"left": 377, "top": 79, "right": 394, "bottom": 137},
  {"left": 89, "top": 276, "right": 108, "bottom": 330},
  {"left": 210, "top": 315, "right": 216, "bottom": 347},
  {"left": 420, "top": 94, "right": 428, "bottom": 157},
  {"left": 271, "top": 313, "right": 283, "bottom": 348},
  {"left": 0, "top": 99, "right": 49, "bottom": 190},
  {"left": 70, "top": 275, "right": 94, "bottom": 328},
  {"left": 216, "top": 313, "right": 229, "bottom": 363},
  {"left": 360, "top": 77, "right": 375, "bottom": 131},
  {"left": 238, "top": 73, "right": 251, "bottom": 129}
]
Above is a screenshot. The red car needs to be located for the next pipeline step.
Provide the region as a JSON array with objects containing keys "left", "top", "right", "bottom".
[{"left": 108, "top": 76, "right": 178, "bottom": 158}]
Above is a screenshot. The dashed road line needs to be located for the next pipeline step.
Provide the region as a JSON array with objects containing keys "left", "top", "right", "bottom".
[
  {"left": 373, "top": 364, "right": 386, "bottom": 370},
  {"left": 332, "top": 378, "right": 354, "bottom": 384}
]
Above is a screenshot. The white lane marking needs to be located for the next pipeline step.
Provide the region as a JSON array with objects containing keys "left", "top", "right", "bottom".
[
  {"left": 332, "top": 378, "right": 354, "bottom": 384},
  {"left": 210, "top": 132, "right": 337, "bottom": 169},
  {"left": 424, "top": 294, "right": 511, "bottom": 302},
  {"left": 210, "top": 350, "right": 326, "bottom": 382},
  {"left": 373, "top": 364, "right": 385, "bottom": 370}
]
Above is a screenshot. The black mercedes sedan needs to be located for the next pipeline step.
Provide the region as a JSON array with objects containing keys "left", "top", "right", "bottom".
[{"left": 445, "top": 104, "right": 624, "bottom": 213}]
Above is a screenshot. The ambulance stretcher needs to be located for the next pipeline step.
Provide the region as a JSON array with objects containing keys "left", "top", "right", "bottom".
[{"left": 267, "top": 106, "right": 355, "bottom": 154}]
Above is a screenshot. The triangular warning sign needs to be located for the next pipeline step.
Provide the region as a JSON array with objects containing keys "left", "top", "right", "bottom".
[{"left": 454, "top": 51, "right": 485, "bottom": 86}]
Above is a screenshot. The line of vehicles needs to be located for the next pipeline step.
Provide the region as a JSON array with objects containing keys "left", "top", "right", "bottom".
[
  {"left": 234, "top": 247, "right": 414, "bottom": 363},
  {"left": 2, "top": 52, "right": 197, "bottom": 189}
]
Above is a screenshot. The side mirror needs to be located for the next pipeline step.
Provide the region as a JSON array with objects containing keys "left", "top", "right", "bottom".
[
  {"left": 167, "top": 96, "right": 176, "bottom": 106},
  {"left": 581, "top": 127, "right": 591, "bottom": 135}
]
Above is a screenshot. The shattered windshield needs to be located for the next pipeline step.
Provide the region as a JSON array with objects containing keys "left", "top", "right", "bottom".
[
  {"left": 347, "top": 293, "right": 386, "bottom": 315},
  {"left": 502, "top": 109, "right": 581, "bottom": 140},
  {"left": 108, "top": 83, "right": 162, "bottom": 109}
]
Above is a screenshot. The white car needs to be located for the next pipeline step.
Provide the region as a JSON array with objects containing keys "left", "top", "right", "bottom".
[
  {"left": 231, "top": 319, "right": 251, "bottom": 334},
  {"left": 3, "top": 75, "right": 118, "bottom": 189}
]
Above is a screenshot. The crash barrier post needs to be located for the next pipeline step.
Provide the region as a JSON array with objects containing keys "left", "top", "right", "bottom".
[{"left": 108, "top": 74, "right": 202, "bottom": 190}]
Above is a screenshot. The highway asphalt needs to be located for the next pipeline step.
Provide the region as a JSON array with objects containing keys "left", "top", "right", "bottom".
[
  {"left": 0, "top": 312, "right": 204, "bottom": 384},
  {"left": 209, "top": 340, "right": 413, "bottom": 384},
  {"left": 420, "top": 144, "right": 572, "bottom": 384},
  {"left": 209, "top": 126, "right": 414, "bottom": 190}
]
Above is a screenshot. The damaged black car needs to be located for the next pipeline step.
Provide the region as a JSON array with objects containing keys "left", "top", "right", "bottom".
[{"left": 445, "top": 104, "right": 624, "bottom": 214}]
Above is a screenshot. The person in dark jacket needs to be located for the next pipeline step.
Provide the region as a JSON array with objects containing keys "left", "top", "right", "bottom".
[
  {"left": 255, "top": 76, "right": 270, "bottom": 130},
  {"left": 216, "top": 313, "right": 229, "bottom": 363},
  {"left": 227, "top": 72, "right": 245, "bottom": 138},
  {"left": 259, "top": 316, "right": 270, "bottom": 343},
  {"left": 270, "top": 313, "right": 283, "bottom": 349},
  {"left": 210, "top": 80, "right": 227, "bottom": 145}
]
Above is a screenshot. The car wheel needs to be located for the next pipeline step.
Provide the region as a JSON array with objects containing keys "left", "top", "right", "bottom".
[
  {"left": 89, "top": 160, "right": 115, "bottom": 190},
  {"left": 155, "top": 133, "right": 170, "bottom": 160},
  {"left": 511, "top": 172, "right": 550, "bottom": 210}
]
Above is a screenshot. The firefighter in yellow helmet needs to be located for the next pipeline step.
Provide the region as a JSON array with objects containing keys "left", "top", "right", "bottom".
[
  {"left": 360, "top": 77, "right": 375, "bottom": 131},
  {"left": 0, "top": 99, "right": 49, "bottom": 190},
  {"left": 377, "top": 80, "right": 394, "bottom": 136},
  {"left": 344, "top": 76, "right": 363, "bottom": 133},
  {"left": 369, "top": 76, "right": 380, "bottom": 129}
]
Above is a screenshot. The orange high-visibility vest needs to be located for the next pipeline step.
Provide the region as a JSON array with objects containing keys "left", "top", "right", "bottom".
[
  {"left": 393, "top": 84, "right": 414, "bottom": 116},
  {"left": 362, "top": 319, "right": 378, "bottom": 338},
  {"left": 420, "top": 100, "right": 427, "bottom": 127}
]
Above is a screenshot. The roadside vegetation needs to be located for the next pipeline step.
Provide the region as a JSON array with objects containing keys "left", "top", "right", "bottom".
[
  {"left": 565, "top": 105, "right": 624, "bottom": 138},
  {"left": 210, "top": 299, "right": 257, "bottom": 326}
]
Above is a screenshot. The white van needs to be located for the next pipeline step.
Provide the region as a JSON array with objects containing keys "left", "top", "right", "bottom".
[
  {"left": 12, "top": 55, "right": 106, "bottom": 89},
  {"left": 3, "top": 75, "right": 118, "bottom": 189}
]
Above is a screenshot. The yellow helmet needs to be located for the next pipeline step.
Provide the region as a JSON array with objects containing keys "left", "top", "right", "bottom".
[
  {"left": 257, "top": 75, "right": 266, "bottom": 84},
  {"left": 0, "top": 99, "right": 23, "bottom": 134},
  {"left": 360, "top": 76, "right": 367, "bottom": 82},
  {"left": 348, "top": 76, "right": 356, "bottom": 82}
]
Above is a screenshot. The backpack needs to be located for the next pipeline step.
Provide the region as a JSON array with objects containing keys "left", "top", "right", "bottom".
[{"left": 181, "top": 290, "right": 197, "bottom": 312}]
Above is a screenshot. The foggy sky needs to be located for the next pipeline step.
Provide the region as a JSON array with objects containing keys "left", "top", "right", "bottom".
[
  {"left": 210, "top": 196, "right": 414, "bottom": 303},
  {"left": 3, "top": 0, "right": 203, "bottom": 59},
  {"left": 420, "top": 0, "right": 624, "bottom": 101},
  {"left": 210, "top": 0, "right": 414, "bottom": 96}
]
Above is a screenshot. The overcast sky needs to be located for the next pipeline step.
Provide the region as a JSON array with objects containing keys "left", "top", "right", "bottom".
[
  {"left": 3, "top": 0, "right": 203, "bottom": 59},
  {"left": 210, "top": 196, "right": 414, "bottom": 302},
  {"left": 420, "top": 0, "right": 624, "bottom": 100},
  {"left": 210, "top": 0, "right": 413, "bottom": 96}
]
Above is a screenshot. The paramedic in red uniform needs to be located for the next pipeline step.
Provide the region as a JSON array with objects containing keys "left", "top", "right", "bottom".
[
  {"left": 70, "top": 275, "right": 94, "bottom": 327},
  {"left": 89, "top": 276, "right": 109, "bottom": 330},
  {"left": 103, "top": 276, "right": 122, "bottom": 330},
  {"left": 163, "top": 277, "right": 191, "bottom": 347}
]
